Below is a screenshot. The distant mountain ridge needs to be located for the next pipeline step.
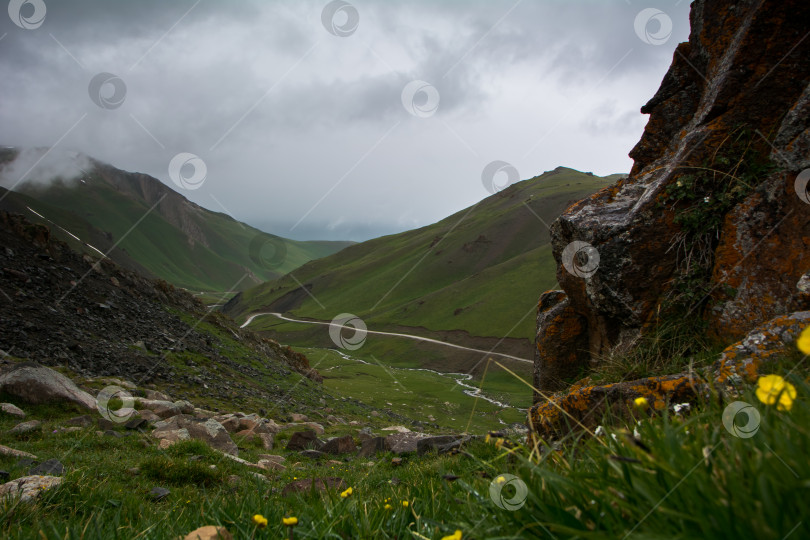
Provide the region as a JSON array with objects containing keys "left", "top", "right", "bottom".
[{"left": 0, "top": 148, "right": 353, "bottom": 292}]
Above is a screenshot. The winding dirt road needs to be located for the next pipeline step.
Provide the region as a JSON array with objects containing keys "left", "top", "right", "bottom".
[{"left": 240, "top": 312, "right": 532, "bottom": 364}]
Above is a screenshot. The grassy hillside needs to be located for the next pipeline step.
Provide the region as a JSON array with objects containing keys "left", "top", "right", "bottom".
[
  {"left": 0, "top": 149, "right": 352, "bottom": 293},
  {"left": 227, "top": 167, "right": 622, "bottom": 340}
]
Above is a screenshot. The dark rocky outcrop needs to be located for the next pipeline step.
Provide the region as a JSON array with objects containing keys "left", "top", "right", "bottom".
[{"left": 531, "top": 0, "right": 810, "bottom": 437}]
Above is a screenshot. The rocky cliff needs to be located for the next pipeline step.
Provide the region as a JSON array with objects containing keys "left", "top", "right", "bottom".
[{"left": 531, "top": 0, "right": 810, "bottom": 431}]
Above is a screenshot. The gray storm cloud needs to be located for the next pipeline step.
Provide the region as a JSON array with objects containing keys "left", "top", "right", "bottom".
[{"left": 0, "top": 0, "right": 691, "bottom": 241}]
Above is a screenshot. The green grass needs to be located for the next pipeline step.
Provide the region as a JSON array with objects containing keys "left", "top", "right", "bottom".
[
  {"left": 305, "top": 348, "right": 529, "bottom": 433},
  {"left": 2, "top": 165, "right": 352, "bottom": 292},
  {"left": 1, "top": 365, "right": 807, "bottom": 538},
  {"left": 228, "top": 167, "right": 619, "bottom": 340}
]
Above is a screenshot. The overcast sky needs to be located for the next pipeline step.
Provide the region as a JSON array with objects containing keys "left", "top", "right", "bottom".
[{"left": 0, "top": 0, "right": 691, "bottom": 241}]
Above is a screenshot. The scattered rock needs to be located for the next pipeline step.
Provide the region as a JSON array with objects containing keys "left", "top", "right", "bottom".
[
  {"left": 322, "top": 435, "right": 356, "bottom": 455},
  {"left": 281, "top": 477, "right": 345, "bottom": 496},
  {"left": 138, "top": 409, "right": 161, "bottom": 423},
  {"left": 66, "top": 415, "right": 93, "bottom": 427},
  {"left": 257, "top": 454, "right": 285, "bottom": 464},
  {"left": 144, "top": 389, "right": 172, "bottom": 401},
  {"left": 148, "top": 486, "right": 170, "bottom": 501},
  {"left": 0, "top": 363, "right": 96, "bottom": 410},
  {"left": 124, "top": 417, "right": 147, "bottom": 430},
  {"left": 151, "top": 416, "right": 237, "bottom": 455},
  {"left": 391, "top": 457, "right": 403, "bottom": 467},
  {"left": 286, "top": 430, "right": 323, "bottom": 451},
  {"left": 358, "top": 436, "right": 389, "bottom": 458},
  {"left": 289, "top": 413, "right": 308, "bottom": 422},
  {"left": 0, "top": 475, "right": 62, "bottom": 502},
  {"left": 386, "top": 432, "right": 429, "bottom": 454},
  {"left": 9, "top": 420, "right": 41, "bottom": 435},
  {"left": 416, "top": 435, "right": 460, "bottom": 455},
  {"left": 0, "top": 403, "right": 25, "bottom": 418},
  {"left": 127, "top": 467, "right": 140, "bottom": 476},
  {"left": 183, "top": 525, "right": 233, "bottom": 540},
  {"left": 257, "top": 433, "right": 274, "bottom": 450},
  {"left": 300, "top": 450, "right": 326, "bottom": 459},
  {"left": 97, "top": 418, "right": 116, "bottom": 431},
  {"left": 29, "top": 458, "right": 64, "bottom": 476},
  {"left": 257, "top": 459, "right": 285, "bottom": 471},
  {"left": 381, "top": 425, "right": 411, "bottom": 433},
  {"left": 137, "top": 399, "right": 181, "bottom": 419},
  {"left": 357, "top": 427, "right": 375, "bottom": 444}
]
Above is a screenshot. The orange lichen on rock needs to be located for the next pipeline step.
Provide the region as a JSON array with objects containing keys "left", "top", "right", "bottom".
[{"left": 530, "top": 311, "right": 810, "bottom": 440}]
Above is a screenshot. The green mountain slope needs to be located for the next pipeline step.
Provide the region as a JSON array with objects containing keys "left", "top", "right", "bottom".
[
  {"left": 226, "top": 167, "right": 623, "bottom": 340},
  {"left": 0, "top": 149, "right": 353, "bottom": 292}
]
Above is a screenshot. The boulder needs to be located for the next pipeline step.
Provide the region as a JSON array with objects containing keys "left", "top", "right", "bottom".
[
  {"left": 322, "top": 435, "right": 356, "bottom": 455},
  {"left": 174, "top": 400, "right": 195, "bottom": 415},
  {"left": 9, "top": 420, "right": 41, "bottom": 435},
  {"left": 386, "top": 432, "right": 429, "bottom": 454},
  {"left": 0, "top": 475, "right": 61, "bottom": 503},
  {"left": 357, "top": 436, "right": 389, "bottom": 458},
  {"left": 137, "top": 399, "right": 181, "bottom": 419},
  {"left": 144, "top": 389, "right": 172, "bottom": 401},
  {"left": 256, "top": 433, "right": 274, "bottom": 450},
  {"left": 0, "top": 363, "right": 96, "bottom": 410},
  {"left": 285, "top": 430, "right": 322, "bottom": 451},
  {"left": 185, "top": 419, "right": 238, "bottom": 456},
  {"left": 0, "top": 444, "right": 37, "bottom": 459},
  {"left": 138, "top": 409, "right": 161, "bottom": 423},
  {"left": 0, "top": 403, "right": 25, "bottom": 419},
  {"left": 213, "top": 415, "right": 241, "bottom": 434},
  {"left": 257, "top": 459, "right": 285, "bottom": 471},
  {"left": 300, "top": 449, "right": 326, "bottom": 459},
  {"left": 289, "top": 413, "right": 308, "bottom": 422},
  {"left": 416, "top": 435, "right": 462, "bottom": 455}
]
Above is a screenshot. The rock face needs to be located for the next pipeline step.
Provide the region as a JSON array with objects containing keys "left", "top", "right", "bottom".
[
  {"left": 532, "top": 0, "right": 810, "bottom": 403},
  {"left": 0, "top": 363, "right": 97, "bottom": 410}
]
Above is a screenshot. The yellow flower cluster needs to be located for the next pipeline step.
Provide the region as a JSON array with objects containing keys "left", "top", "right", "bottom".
[
  {"left": 282, "top": 516, "right": 298, "bottom": 526},
  {"left": 441, "top": 530, "right": 462, "bottom": 540},
  {"left": 340, "top": 486, "right": 353, "bottom": 498},
  {"left": 756, "top": 374, "right": 797, "bottom": 411},
  {"left": 798, "top": 326, "right": 810, "bottom": 354},
  {"left": 252, "top": 514, "right": 268, "bottom": 528}
]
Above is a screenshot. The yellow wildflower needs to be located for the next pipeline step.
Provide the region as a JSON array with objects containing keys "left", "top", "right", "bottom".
[
  {"left": 495, "top": 475, "right": 506, "bottom": 484},
  {"left": 384, "top": 503, "right": 393, "bottom": 510},
  {"left": 798, "top": 326, "right": 810, "bottom": 354},
  {"left": 633, "top": 397, "right": 649, "bottom": 410},
  {"left": 441, "top": 530, "right": 462, "bottom": 540},
  {"left": 756, "top": 374, "right": 797, "bottom": 411},
  {"left": 252, "top": 514, "right": 268, "bottom": 528},
  {"left": 282, "top": 516, "right": 298, "bottom": 526},
  {"left": 401, "top": 500, "right": 409, "bottom": 508},
  {"left": 484, "top": 434, "right": 491, "bottom": 443},
  {"left": 494, "top": 438, "right": 504, "bottom": 449},
  {"left": 340, "top": 487, "right": 353, "bottom": 498}
]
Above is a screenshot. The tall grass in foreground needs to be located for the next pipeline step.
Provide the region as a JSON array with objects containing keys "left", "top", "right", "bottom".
[{"left": 1, "top": 372, "right": 808, "bottom": 538}]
